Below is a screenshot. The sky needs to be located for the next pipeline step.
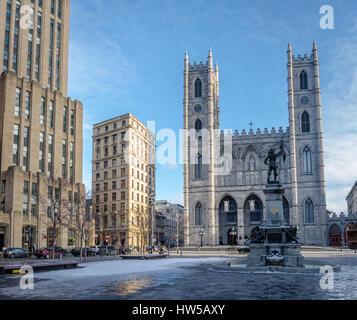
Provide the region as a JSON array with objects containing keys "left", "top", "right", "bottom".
[{"left": 67, "top": 0, "right": 357, "bottom": 214}]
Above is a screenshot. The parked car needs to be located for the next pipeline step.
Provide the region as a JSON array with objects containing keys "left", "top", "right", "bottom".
[
  {"left": 98, "top": 245, "right": 117, "bottom": 256},
  {"left": 34, "top": 247, "right": 63, "bottom": 259},
  {"left": 4, "top": 248, "right": 29, "bottom": 259},
  {"left": 51, "top": 246, "right": 68, "bottom": 256},
  {"left": 124, "top": 247, "right": 132, "bottom": 255},
  {"left": 90, "top": 245, "right": 101, "bottom": 255},
  {"left": 71, "top": 248, "right": 95, "bottom": 257},
  {"left": 238, "top": 245, "right": 250, "bottom": 254}
]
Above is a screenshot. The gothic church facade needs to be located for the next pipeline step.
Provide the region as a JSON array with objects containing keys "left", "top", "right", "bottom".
[{"left": 183, "top": 44, "right": 328, "bottom": 246}]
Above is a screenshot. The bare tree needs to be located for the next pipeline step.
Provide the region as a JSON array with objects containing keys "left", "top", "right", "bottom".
[
  {"left": 38, "top": 178, "right": 71, "bottom": 260},
  {"left": 68, "top": 188, "right": 95, "bottom": 263}
]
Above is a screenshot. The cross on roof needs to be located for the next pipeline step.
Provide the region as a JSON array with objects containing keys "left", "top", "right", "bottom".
[{"left": 249, "top": 121, "right": 254, "bottom": 130}]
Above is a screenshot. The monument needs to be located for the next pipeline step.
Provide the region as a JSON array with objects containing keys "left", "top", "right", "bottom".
[{"left": 247, "top": 142, "right": 305, "bottom": 267}]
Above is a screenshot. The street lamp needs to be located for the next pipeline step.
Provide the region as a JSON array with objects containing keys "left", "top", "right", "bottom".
[
  {"left": 229, "top": 228, "right": 237, "bottom": 250},
  {"left": 198, "top": 228, "right": 205, "bottom": 247},
  {"left": 149, "top": 189, "right": 155, "bottom": 248}
]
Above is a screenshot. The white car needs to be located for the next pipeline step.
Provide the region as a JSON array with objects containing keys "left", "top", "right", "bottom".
[{"left": 90, "top": 245, "right": 101, "bottom": 255}]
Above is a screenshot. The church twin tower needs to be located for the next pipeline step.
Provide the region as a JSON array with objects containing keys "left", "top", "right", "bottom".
[{"left": 183, "top": 44, "right": 327, "bottom": 246}]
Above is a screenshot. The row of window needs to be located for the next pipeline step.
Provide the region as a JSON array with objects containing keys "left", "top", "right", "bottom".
[
  {"left": 29, "top": 0, "right": 62, "bottom": 18},
  {"left": 95, "top": 132, "right": 126, "bottom": 146},
  {"left": 13, "top": 124, "right": 75, "bottom": 179},
  {"left": 96, "top": 120, "right": 127, "bottom": 135},
  {"left": 192, "top": 70, "right": 308, "bottom": 100},
  {"left": 15, "top": 88, "right": 75, "bottom": 134},
  {"left": 193, "top": 196, "right": 315, "bottom": 227},
  {"left": 193, "top": 146, "right": 313, "bottom": 179}
]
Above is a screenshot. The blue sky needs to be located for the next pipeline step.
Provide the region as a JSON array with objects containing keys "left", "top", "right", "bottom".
[{"left": 67, "top": 0, "right": 357, "bottom": 213}]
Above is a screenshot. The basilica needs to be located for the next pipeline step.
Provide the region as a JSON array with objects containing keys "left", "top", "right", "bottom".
[{"left": 183, "top": 43, "right": 328, "bottom": 246}]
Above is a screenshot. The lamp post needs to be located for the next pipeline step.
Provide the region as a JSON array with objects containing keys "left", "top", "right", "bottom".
[
  {"left": 198, "top": 228, "right": 204, "bottom": 247},
  {"left": 229, "top": 228, "right": 237, "bottom": 251},
  {"left": 149, "top": 189, "right": 155, "bottom": 249}
]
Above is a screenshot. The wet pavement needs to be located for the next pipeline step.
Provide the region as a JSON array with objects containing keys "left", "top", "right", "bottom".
[{"left": 1, "top": 256, "right": 357, "bottom": 300}]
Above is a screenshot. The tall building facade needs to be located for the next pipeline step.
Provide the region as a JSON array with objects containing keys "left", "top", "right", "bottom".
[
  {"left": 183, "top": 44, "right": 328, "bottom": 247},
  {"left": 92, "top": 113, "right": 156, "bottom": 250},
  {"left": 155, "top": 200, "right": 184, "bottom": 246},
  {"left": 0, "top": 0, "right": 85, "bottom": 250}
]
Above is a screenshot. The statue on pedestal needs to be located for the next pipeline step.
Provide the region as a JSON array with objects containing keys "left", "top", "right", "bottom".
[{"left": 264, "top": 142, "right": 286, "bottom": 184}]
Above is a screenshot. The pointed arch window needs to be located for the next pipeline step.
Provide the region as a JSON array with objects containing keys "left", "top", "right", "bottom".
[
  {"left": 195, "top": 119, "right": 202, "bottom": 132},
  {"left": 301, "top": 111, "right": 310, "bottom": 133},
  {"left": 195, "top": 203, "right": 203, "bottom": 226},
  {"left": 195, "top": 153, "right": 202, "bottom": 179},
  {"left": 195, "top": 78, "right": 202, "bottom": 97},
  {"left": 300, "top": 70, "right": 308, "bottom": 90},
  {"left": 244, "top": 194, "right": 263, "bottom": 223},
  {"left": 303, "top": 146, "right": 312, "bottom": 174},
  {"left": 305, "top": 198, "right": 314, "bottom": 224}
]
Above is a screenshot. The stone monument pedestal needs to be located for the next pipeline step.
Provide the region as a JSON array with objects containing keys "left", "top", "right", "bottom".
[{"left": 247, "top": 182, "right": 304, "bottom": 268}]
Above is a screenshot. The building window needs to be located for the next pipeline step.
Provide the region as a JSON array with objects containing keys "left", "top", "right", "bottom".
[
  {"left": 58, "top": 0, "right": 62, "bottom": 19},
  {"left": 49, "top": 101, "right": 54, "bottom": 127},
  {"left": 15, "top": 88, "right": 21, "bottom": 117},
  {"left": 194, "top": 78, "right": 202, "bottom": 97},
  {"left": 48, "top": 134, "right": 53, "bottom": 177},
  {"left": 305, "top": 198, "right": 314, "bottom": 224},
  {"left": 24, "top": 91, "right": 31, "bottom": 120},
  {"left": 13, "top": 124, "right": 20, "bottom": 165},
  {"left": 195, "top": 119, "right": 202, "bottom": 132},
  {"left": 12, "top": 1, "right": 21, "bottom": 72},
  {"left": 62, "top": 139, "right": 67, "bottom": 178},
  {"left": 121, "top": 192, "right": 125, "bottom": 200},
  {"left": 40, "top": 97, "right": 46, "bottom": 125},
  {"left": 26, "top": 7, "right": 34, "bottom": 80},
  {"left": 63, "top": 107, "right": 67, "bottom": 132},
  {"left": 195, "top": 203, "right": 203, "bottom": 226},
  {"left": 195, "top": 154, "right": 202, "bottom": 179},
  {"left": 301, "top": 111, "right": 310, "bottom": 133},
  {"left": 244, "top": 194, "right": 263, "bottom": 223},
  {"left": 2, "top": 0, "right": 12, "bottom": 72},
  {"left": 70, "top": 142, "right": 74, "bottom": 182},
  {"left": 300, "top": 70, "right": 308, "bottom": 90},
  {"left": 23, "top": 181, "right": 29, "bottom": 216},
  {"left": 1, "top": 180, "right": 6, "bottom": 193},
  {"left": 70, "top": 109, "right": 75, "bottom": 135},
  {"left": 23, "top": 127, "right": 30, "bottom": 171},
  {"left": 31, "top": 183, "right": 38, "bottom": 216},
  {"left": 35, "top": 12, "right": 42, "bottom": 81},
  {"left": 48, "top": 18, "right": 54, "bottom": 88},
  {"left": 303, "top": 146, "right": 312, "bottom": 174},
  {"left": 51, "top": 0, "right": 55, "bottom": 14}
]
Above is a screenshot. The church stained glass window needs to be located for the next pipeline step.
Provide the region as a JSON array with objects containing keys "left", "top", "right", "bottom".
[
  {"left": 301, "top": 111, "right": 310, "bottom": 133},
  {"left": 300, "top": 70, "right": 308, "bottom": 90},
  {"left": 195, "top": 78, "right": 202, "bottom": 97}
]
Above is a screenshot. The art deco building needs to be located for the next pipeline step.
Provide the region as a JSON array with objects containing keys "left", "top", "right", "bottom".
[
  {"left": 92, "top": 114, "right": 156, "bottom": 250},
  {"left": 0, "top": 0, "right": 86, "bottom": 250}
]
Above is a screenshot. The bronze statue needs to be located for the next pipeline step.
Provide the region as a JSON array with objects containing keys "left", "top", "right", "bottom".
[
  {"left": 264, "top": 142, "right": 286, "bottom": 184},
  {"left": 286, "top": 226, "right": 299, "bottom": 243},
  {"left": 250, "top": 226, "right": 265, "bottom": 243}
]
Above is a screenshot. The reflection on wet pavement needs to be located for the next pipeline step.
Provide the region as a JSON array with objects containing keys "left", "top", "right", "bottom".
[{"left": 110, "top": 279, "right": 152, "bottom": 296}]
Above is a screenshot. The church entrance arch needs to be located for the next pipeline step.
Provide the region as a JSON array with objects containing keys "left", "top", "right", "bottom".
[
  {"left": 329, "top": 224, "right": 342, "bottom": 247},
  {"left": 218, "top": 196, "right": 238, "bottom": 245}
]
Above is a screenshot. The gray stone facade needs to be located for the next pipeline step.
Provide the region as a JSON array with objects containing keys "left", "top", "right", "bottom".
[{"left": 183, "top": 44, "right": 328, "bottom": 246}]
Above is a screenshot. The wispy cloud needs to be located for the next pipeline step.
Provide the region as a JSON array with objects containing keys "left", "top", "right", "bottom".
[{"left": 324, "top": 28, "right": 357, "bottom": 213}]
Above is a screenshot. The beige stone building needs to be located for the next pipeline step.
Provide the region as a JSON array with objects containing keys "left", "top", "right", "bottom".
[
  {"left": 0, "top": 0, "right": 88, "bottom": 250},
  {"left": 92, "top": 113, "right": 156, "bottom": 250}
]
